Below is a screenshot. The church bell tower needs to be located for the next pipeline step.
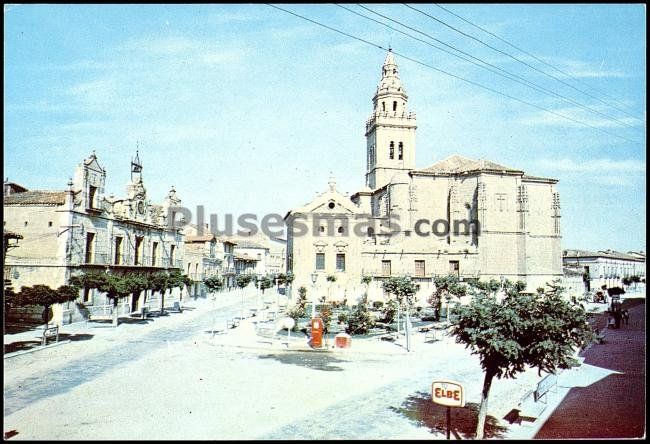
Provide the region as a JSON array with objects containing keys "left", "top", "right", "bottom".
[{"left": 365, "top": 49, "right": 417, "bottom": 190}]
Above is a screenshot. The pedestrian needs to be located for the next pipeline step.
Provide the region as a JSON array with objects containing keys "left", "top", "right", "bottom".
[{"left": 622, "top": 309, "right": 630, "bottom": 325}]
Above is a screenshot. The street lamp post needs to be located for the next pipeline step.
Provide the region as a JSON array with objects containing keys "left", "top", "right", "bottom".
[{"left": 311, "top": 272, "right": 318, "bottom": 319}]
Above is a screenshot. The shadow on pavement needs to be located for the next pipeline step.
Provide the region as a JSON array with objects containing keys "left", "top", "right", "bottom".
[
  {"left": 259, "top": 352, "right": 346, "bottom": 372},
  {"left": 3, "top": 333, "right": 94, "bottom": 355},
  {"left": 390, "top": 391, "right": 508, "bottom": 439}
]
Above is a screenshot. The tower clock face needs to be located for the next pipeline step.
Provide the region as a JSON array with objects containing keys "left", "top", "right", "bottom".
[{"left": 137, "top": 201, "right": 145, "bottom": 215}]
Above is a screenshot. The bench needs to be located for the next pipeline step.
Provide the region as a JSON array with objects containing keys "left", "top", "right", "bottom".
[
  {"left": 170, "top": 301, "right": 183, "bottom": 313},
  {"left": 517, "top": 390, "right": 548, "bottom": 422},
  {"left": 424, "top": 330, "right": 439, "bottom": 343},
  {"left": 41, "top": 326, "right": 59, "bottom": 346}
]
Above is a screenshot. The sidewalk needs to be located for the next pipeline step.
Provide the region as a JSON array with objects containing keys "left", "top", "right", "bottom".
[{"left": 534, "top": 298, "right": 646, "bottom": 439}]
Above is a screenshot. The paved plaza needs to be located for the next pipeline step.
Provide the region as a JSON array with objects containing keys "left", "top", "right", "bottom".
[{"left": 3, "top": 290, "right": 646, "bottom": 440}]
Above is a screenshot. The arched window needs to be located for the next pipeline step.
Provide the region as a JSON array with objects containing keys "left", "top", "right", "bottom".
[
  {"left": 393, "top": 101, "right": 397, "bottom": 112},
  {"left": 337, "top": 226, "right": 344, "bottom": 234},
  {"left": 382, "top": 102, "right": 386, "bottom": 112},
  {"left": 398, "top": 142, "right": 403, "bottom": 160},
  {"left": 389, "top": 141, "right": 394, "bottom": 159}
]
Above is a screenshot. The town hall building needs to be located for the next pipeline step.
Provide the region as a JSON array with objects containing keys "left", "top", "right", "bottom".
[{"left": 285, "top": 50, "right": 563, "bottom": 303}]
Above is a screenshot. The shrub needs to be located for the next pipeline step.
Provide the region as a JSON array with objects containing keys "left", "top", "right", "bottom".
[
  {"left": 346, "top": 303, "right": 375, "bottom": 335},
  {"left": 372, "top": 300, "right": 384, "bottom": 310},
  {"left": 381, "top": 299, "right": 398, "bottom": 324},
  {"left": 338, "top": 312, "right": 348, "bottom": 323}
]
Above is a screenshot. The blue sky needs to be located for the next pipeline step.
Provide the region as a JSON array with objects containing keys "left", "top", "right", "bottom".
[{"left": 4, "top": 4, "right": 646, "bottom": 252}]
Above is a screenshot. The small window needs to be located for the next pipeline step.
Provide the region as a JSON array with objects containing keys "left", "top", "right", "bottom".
[
  {"left": 398, "top": 142, "right": 403, "bottom": 160},
  {"left": 328, "top": 202, "right": 335, "bottom": 210},
  {"left": 337, "top": 226, "right": 344, "bottom": 234},
  {"left": 367, "top": 227, "right": 375, "bottom": 237},
  {"left": 319, "top": 226, "right": 325, "bottom": 233},
  {"left": 382, "top": 102, "right": 385, "bottom": 111},
  {"left": 336, "top": 253, "right": 346, "bottom": 271},
  {"left": 48, "top": 221, "right": 53, "bottom": 227},
  {"left": 316, "top": 253, "right": 325, "bottom": 270},
  {"left": 24, "top": 221, "right": 28, "bottom": 227},
  {"left": 382, "top": 260, "right": 392, "bottom": 276},
  {"left": 393, "top": 101, "right": 397, "bottom": 111},
  {"left": 389, "top": 141, "right": 394, "bottom": 159}
]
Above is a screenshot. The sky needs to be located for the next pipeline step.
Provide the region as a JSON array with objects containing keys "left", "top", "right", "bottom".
[{"left": 4, "top": 4, "right": 646, "bottom": 253}]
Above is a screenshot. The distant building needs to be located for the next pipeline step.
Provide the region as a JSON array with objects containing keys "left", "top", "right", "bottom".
[
  {"left": 232, "top": 238, "right": 268, "bottom": 276},
  {"left": 183, "top": 224, "right": 237, "bottom": 296},
  {"left": 3, "top": 152, "right": 184, "bottom": 325},
  {"left": 562, "top": 249, "right": 646, "bottom": 294}
]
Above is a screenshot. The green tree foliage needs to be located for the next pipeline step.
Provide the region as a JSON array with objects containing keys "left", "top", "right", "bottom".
[
  {"left": 361, "top": 275, "right": 373, "bottom": 285},
  {"left": 235, "top": 274, "right": 253, "bottom": 289},
  {"left": 449, "top": 289, "right": 593, "bottom": 438},
  {"left": 259, "top": 275, "right": 273, "bottom": 293},
  {"left": 18, "top": 284, "right": 80, "bottom": 329},
  {"left": 346, "top": 302, "right": 375, "bottom": 335},
  {"left": 380, "top": 299, "right": 397, "bottom": 324},
  {"left": 204, "top": 276, "right": 225, "bottom": 293}
]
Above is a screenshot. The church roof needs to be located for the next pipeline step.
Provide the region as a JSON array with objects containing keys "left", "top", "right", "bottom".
[
  {"left": 413, "top": 154, "right": 524, "bottom": 176},
  {"left": 4, "top": 190, "right": 67, "bottom": 206}
]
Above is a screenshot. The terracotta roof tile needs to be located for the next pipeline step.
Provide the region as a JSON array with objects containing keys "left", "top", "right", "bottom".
[{"left": 4, "top": 190, "right": 67, "bottom": 205}]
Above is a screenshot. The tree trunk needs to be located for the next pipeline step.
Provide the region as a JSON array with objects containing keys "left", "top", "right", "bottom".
[
  {"left": 112, "top": 298, "right": 118, "bottom": 327},
  {"left": 475, "top": 368, "right": 496, "bottom": 439},
  {"left": 405, "top": 307, "right": 411, "bottom": 352},
  {"left": 160, "top": 288, "right": 166, "bottom": 315}
]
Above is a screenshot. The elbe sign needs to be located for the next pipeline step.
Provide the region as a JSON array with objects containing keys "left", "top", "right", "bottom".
[{"left": 431, "top": 380, "right": 465, "bottom": 408}]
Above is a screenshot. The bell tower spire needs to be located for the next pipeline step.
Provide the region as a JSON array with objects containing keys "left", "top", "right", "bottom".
[{"left": 365, "top": 49, "right": 417, "bottom": 190}]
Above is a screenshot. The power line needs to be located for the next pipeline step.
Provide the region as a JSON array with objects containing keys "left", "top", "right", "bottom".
[
  {"left": 403, "top": 3, "right": 645, "bottom": 126},
  {"left": 265, "top": 4, "right": 642, "bottom": 145},
  {"left": 350, "top": 4, "right": 640, "bottom": 132},
  {"left": 433, "top": 3, "right": 645, "bottom": 122}
]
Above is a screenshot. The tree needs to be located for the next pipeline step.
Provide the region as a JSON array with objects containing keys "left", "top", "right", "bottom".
[
  {"left": 235, "top": 273, "right": 253, "bottom": 289},
  {"left": 169, "top": 270, "right": 191, "bottom": 300},
  {"left": 149, "top": 272, "right": 171, "bottom": 316},
  {"left": 18, "top": 284, "right": 80, "bottom": 329},
  {"left": 124, "top": 273, "right": 150, "bottom": 310},
  {"left": 346, "top": 301, "right": 375, "bottom": 335},
  {"left": 429, "top": 274, "right": 468, "bottom": 320},
  {"left": 259, "top": 275, "right": 273, "bottom": 294},
  {"left": 449, "top": 289, "right": 593, "bottom": 438},
  {"left": 382, "top": 276, "right": 418, "bottom": 351},
  {"left": 204, "top": 276, "right": 225, "bottom": 294}
]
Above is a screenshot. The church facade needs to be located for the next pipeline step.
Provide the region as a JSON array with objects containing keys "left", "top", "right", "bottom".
[{"left": 285, "top": 50, "right": 562, "bottom": 303}]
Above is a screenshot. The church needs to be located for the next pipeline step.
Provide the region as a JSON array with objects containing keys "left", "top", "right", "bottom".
[{"left": 285, "top": 49, "right": 562, "bottom": 302}]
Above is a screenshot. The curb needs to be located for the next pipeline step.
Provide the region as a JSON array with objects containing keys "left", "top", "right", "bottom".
[{"left": 4, "top": 340, "right": 72, "bottom": 359}]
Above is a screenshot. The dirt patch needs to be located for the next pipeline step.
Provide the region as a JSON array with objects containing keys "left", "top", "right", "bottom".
[{"left": 390, "top": 391, "right": 509, "bottom": 439}]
